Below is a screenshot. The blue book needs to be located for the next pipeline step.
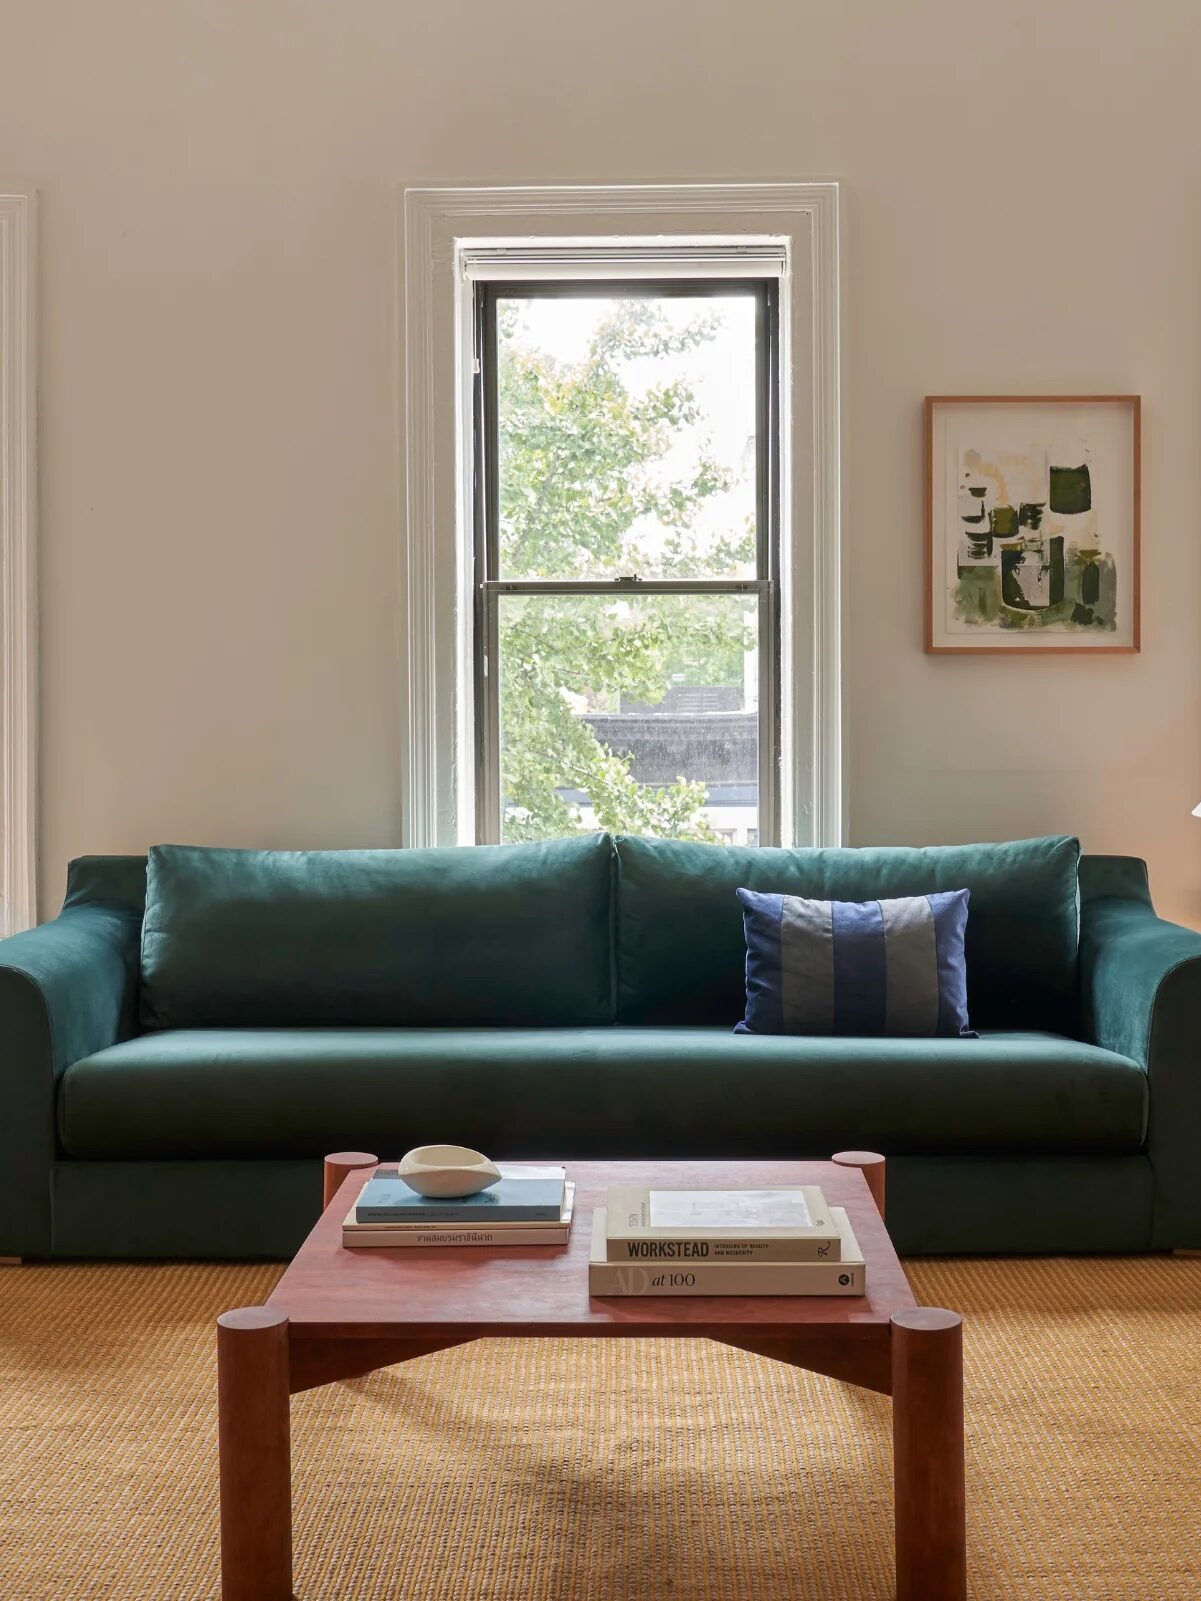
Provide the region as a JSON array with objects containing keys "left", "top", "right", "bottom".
[{"left": 355, "top": 1172, "right": 566, "bottom": 1225}]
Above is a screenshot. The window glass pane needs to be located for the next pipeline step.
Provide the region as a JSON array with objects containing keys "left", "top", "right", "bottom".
[
  {"left": 497, "top": 592, "right": 759, "bottom": 844},
  {"left": 495, "top": 292, "right": 758, "bottom": 580}
]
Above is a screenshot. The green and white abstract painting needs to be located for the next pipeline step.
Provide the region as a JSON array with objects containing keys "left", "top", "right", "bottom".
[{"left": 927, "top": 398, "right": 1139, "bottom": 653}]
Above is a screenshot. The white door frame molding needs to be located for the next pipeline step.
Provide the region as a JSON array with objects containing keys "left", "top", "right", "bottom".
[
  {"left": 400, "top": 182, "right": 842, "bottom": 849},
  {"left": 0, "top": 192, "right": 36, "bottom": 933}
]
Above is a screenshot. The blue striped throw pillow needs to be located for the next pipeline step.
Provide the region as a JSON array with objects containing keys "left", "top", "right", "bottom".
[{"left": 735, "top": 888, "right": 975, "bottom": 1037}]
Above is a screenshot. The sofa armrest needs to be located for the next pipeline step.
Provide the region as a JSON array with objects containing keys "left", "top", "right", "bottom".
[
  {"left": 0, "top": 903, "right": 141, "bottom": 1255},
  {"left": 1080, "top": 856, "right": 1201, "bottom": 1248}
]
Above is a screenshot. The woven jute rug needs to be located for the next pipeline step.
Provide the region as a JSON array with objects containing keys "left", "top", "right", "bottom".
[{"left": 1, "top": 1256, "right": 1198, "bottom": 1599}]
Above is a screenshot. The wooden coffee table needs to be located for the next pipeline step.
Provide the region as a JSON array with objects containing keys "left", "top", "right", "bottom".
[{"left": 217, "top": 1152, "right": 965, "bottom": 1601}]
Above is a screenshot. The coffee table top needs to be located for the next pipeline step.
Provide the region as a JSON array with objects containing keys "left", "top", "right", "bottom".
[{"left": 268, "top": 1160, "right": 916, "bottom": 1340}]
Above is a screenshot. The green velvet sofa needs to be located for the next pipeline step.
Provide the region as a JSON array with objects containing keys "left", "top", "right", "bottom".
[{"left": 1, "top": 832, "right": 1198, "bottom": 1260}]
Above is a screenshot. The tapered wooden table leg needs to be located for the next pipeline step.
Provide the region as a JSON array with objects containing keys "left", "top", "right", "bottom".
[
  {"left": 832, "top": 1149, "right": 886, "bottom": 1217},
  {"left": 891, "top": 1307, "right": 965, "bottom": 1601},
  {"left": 323, "top": 1150, "right": 379, "bottom": 1211},
  {"left": 217, "top": 1307, "right": 293, "bottom": 1601}
]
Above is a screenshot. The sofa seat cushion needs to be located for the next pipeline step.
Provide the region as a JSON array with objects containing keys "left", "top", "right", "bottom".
[{"left": 58, "top": 1027, "right": 1147, "bottom": 1161}]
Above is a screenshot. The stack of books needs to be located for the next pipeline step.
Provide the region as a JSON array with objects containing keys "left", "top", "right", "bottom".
[
  {"left": 588, "top": 1183, "right": 866, "bottom": 1297},
  {"left": 342, "top": 1163, "right": 573, "bottom": 1249}
]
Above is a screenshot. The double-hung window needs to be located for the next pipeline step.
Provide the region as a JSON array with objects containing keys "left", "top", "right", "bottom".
[{"left": 471, "top": 266, "right": 781, "bottom": 847}]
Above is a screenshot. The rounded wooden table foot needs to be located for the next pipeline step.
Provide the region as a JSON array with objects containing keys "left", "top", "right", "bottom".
[
  {"left": 832, "top": 1149, "right": 886, "bottom": 1217},
  {"left": 217, "top": 1307, "right": 292, "bottom": 1601},
  {"left": 323, "top": 1151, "right": 379, "bottom": 1211},
  {"left": 891, "top": 1307, "right": 966, "bottom": 1601}
]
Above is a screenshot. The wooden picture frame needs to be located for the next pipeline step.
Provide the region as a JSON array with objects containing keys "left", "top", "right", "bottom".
[{"left": 924, "top": 394, "right": 1141, "bottom": 654}]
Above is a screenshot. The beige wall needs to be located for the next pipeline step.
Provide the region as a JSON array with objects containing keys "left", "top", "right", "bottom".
[{"left": 4, "top": 0, "right": 1200, "bottom": 923}]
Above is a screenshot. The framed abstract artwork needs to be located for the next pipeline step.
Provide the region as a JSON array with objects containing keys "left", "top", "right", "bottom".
[{"left": 925, "top": 395, "right": 1140, "bottom": 653}]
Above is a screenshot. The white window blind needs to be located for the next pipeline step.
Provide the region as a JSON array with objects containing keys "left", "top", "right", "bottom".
[{"left": 459, "top": 239, "right": 788, "bottom": 283}]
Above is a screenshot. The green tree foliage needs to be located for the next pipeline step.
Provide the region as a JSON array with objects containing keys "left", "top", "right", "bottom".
[{"left": 496, "top": 299, "right": 754, "bottom": 844}]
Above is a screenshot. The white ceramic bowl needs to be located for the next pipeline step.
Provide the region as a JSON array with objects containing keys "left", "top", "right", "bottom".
[{"left": 396, "top": 1144, "right": 502, "bottom": 1198}]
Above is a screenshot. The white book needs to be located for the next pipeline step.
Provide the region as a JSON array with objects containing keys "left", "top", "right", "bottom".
[
  {"left": 589, "top": 1206, "right": 866, "bottom": 1297},
  {"left": 342, "top": 1183, "right": 574, "bottom": 1249},
  {"left": 604, "top": 1183, "right": 841, "bottom": 1263}
]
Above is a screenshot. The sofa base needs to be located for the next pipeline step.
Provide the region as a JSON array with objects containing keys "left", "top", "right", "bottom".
[
  {"left": 885, "top": 1154, "right": 1154, "bottom": 1254},
  {"left": 52, "top": 1160, "right": 322, "bottom": 1259},
  {"left": 35, "top": 1153, "right": 1158, "bottom": 1260}
]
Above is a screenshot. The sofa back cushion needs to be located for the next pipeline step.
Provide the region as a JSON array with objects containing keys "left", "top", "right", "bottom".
[
  {"left": 614, "top": 834, "right": 1081, "bottom": 1032},
  {"left": 140, "top": 836, "right": 614, "bottom": 1028}
]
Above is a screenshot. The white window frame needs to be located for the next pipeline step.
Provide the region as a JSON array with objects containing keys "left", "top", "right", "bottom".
[
  {"left": 400, "top": 183, "right": 842, "bottom": 850},
  {"left": 0, "top": 191, "right": 37, "bottom": 933},
  {"left": 471, "top": 264, "right": 781, "bottom": 847}
]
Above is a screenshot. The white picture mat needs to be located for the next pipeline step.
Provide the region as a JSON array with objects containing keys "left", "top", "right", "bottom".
[{"left": 929, "top": 399, "right": 1137, "bottom": 650}]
